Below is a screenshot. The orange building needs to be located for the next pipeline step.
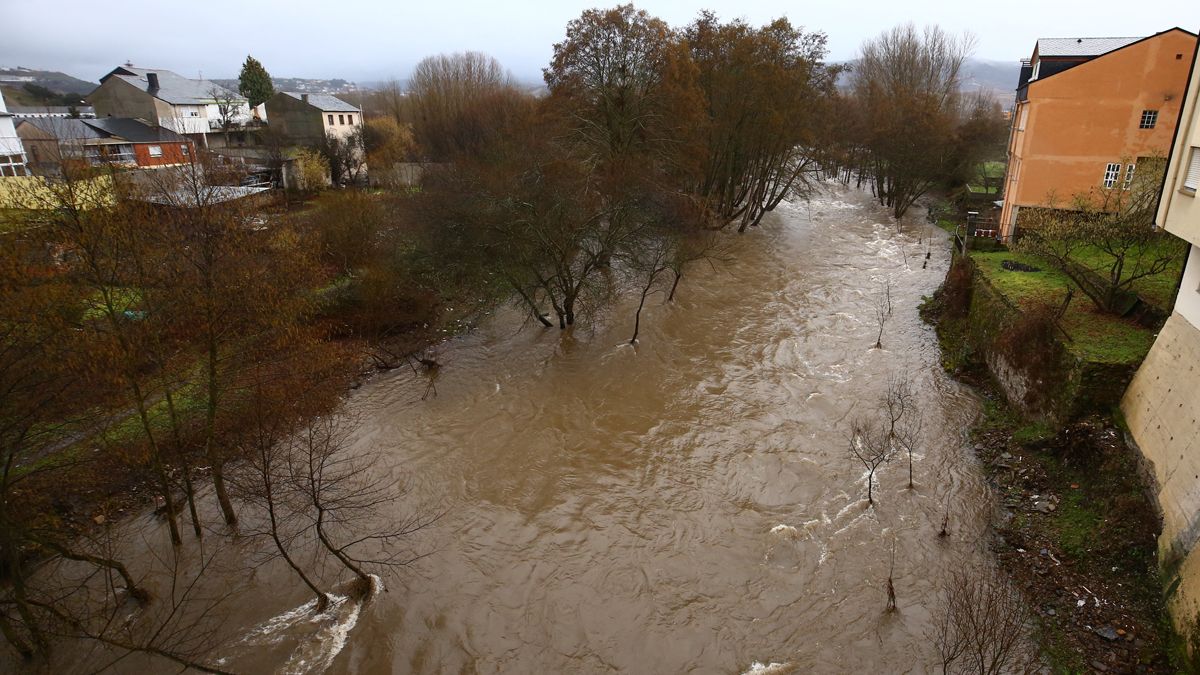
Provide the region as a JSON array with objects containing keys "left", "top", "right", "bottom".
[{"left": 1000, "top": 28, "right": 1198, "bottom": 239}]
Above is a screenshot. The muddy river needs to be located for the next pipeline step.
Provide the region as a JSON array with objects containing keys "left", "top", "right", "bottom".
[{"left": 60, "top": 184, "right": 999, "bottom": 673}]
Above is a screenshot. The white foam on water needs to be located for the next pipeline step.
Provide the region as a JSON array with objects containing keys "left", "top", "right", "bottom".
[
  {"left": 769, "top": 524, "right": 798, "bottom": 538},
  {"left": 743, "top": 661, "right": 792, "bottom": 675},
  {"left": 229, "top": 575, "right": 383, "bottom": 674}
]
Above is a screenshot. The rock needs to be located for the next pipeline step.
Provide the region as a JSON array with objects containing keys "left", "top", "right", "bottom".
[
  {"left": 1095, "top": 626, "right": 1120, "bottom": 641},
  {"left": 1090, "top": 661, "right": 1108, "bottom": 672},
  {"left": 92, "top": 514, "right": 106, "bottom": 525},
  {"left": 1000, "top": 452, "right": 1014, "bottom": 460},
  {"left": 1046, "top": 608, "right": 1056, "bottom": 616},
  {"left": 1034, "top": 500, "right": 1056, "bottom": 513}
]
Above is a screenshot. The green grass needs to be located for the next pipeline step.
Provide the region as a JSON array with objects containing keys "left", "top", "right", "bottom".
[
  {"left": 972, "top": 251, "right": 1157, "bottom": 365},
  {"left": 967, "top": 184, "right": 1000, "bottom": 195},
  {"left": 1067, "top": 239, "right": 1187, "bottom": 312},
  {"left": 981, "top": 161, "right": 1006, "bottom": 178},
  {"left": 1055, "top": 490, "right": 1103, "bottom": 559},
  {"left": 1013, "top": 422, "right": 1053, "bottom": 445}
]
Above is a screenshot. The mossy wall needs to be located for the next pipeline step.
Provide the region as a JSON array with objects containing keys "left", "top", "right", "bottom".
[{"left": 935, "top": 256, "right": 1136, "bottom": 425}]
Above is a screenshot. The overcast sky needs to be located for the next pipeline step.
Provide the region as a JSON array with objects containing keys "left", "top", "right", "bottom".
[{"left": 2, "top": 0, "right": 1197, "bottom": 85}]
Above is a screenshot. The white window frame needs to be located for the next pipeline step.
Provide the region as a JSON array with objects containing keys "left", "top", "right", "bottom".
[
  {"left": 1018, "top": 106, "right": 1028, "bottom": 131},
  {"left": 1103, "top": 162, "right": 1121, "bottom": 189},
  {"left": 1139, "top": 109, "right": 1158, "bottom": 129},
  {"left": 1123, "top": 163, "right": 1136, "bottom": 190},
  {"left": 1184, "top": 147, "right": 1200, "bottom": 193},
  {"left": 148, "top": 145, "right": 163, "bottom": 158}
]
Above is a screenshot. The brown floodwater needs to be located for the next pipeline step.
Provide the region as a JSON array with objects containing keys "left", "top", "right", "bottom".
[{"left": 46, "top": 184, "right": 998, "bottom": 674}]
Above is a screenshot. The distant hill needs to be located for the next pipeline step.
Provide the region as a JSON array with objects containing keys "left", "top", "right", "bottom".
[
  {"left": 833, "top": 57, "right": 1020, "bottom": 105},
  {"left": 0, "top": 67, "right": 96, "bottom": 94},
  {"left": 960, "top": 59, "right": 1021, "bottom": 98},
  {"left": 213, "top": 77, "right": 357, "bottom": 96}
]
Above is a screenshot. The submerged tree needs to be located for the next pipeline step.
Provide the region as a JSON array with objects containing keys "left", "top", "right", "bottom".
[
  {"left": 685, "top": 12, "right": 837, "bottom": 231},
  {"left": 848, "top": 417, "right": 893, "bottom": 506},
  {"left": 852, "top": 24, "right": 975, "bottom": 218}
]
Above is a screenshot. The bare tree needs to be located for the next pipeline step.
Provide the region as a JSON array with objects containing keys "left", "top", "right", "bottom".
[
  {"left": 208, "top": 86, "right": 244, "bottom": 146},
  {"left": 288, "top": 414, "right": 441, "bottom": 596},
  {"left": 931, "top": 567, "right": 1033, "bottom": 674},
  {"left": 873, "top": 287, "right": 889, "bottom": 349},
  {"left": 886, "top": 538, "right": 898, "bottom": 612},
  {"left": 848, "top": 417, "right": 893, "bottom": 506},
  {"left": 1016, "top": 158, "right": 1182, "bottom": 314},
  {"left": 882, "top": 373, "right": 921, "bottom": 488},
  {"left": 852, "top": 24, "right": 975, "bottom": 218}
]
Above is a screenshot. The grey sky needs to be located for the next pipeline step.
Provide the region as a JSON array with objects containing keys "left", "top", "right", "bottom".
[{"left": 3, "top": 0, "right": 1197, "bottom": 85}]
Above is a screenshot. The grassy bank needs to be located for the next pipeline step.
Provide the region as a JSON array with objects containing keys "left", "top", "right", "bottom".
[{"left": 971, "top": 251, "right": 1158, "bottom": 366}]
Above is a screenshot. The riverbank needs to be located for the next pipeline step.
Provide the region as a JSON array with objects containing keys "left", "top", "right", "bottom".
[{"left": 923, "top": 267, "right": 1187, "bottom": 672}]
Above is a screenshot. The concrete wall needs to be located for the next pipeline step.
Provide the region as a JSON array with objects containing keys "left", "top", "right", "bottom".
[
  {"left": 1001, "top": 30, "right": 1198, "bottom": 237},
  {"left": 1121, "top": 306, "right": 1200, "bottom": 631}
]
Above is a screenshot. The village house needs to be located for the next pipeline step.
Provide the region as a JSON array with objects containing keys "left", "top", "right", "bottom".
[
  {"left": 263, "top": 91, "right": 360, "bottom": 145},
  {"left": 88, "top": 65, "right": 250, "bottom": 145},
  {"left": 999, "top": 28, "right": 1198, "bottom": 240},
  {"left": 0, "top": 90, "right": 31, "bottom": 176},
  {"left": 15, "top": 116, "right": 194, "bottom": 173},
  {"left": 1120, "top": 37, "right": 1200, "bottom": 643}
]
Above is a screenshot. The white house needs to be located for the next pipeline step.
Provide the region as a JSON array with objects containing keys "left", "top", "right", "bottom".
[
  {"left": 0, "top": 90, "right": 31, "bottom": 176},
  {"left": 89, "top": 65, "right": 251, "bottom": 143}
]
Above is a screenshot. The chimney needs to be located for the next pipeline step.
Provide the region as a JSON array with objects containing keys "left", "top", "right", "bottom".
[
  {"left": 301, "top": 93, "right": 309, "bottom": 103},
  {"left": 146, "top": 72, "right": 159, "bottom": 90}
]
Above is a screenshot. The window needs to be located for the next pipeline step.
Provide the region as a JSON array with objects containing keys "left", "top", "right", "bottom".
[
  {"left": 1018, "top": 106, "right": 1028, "bottom": 131},
  {"left": 181, "top": 144, "right": 189, "bottom": 156},
  {"left": 348, "top": 114, "right": 354, "bottom": 125},
  {"left": 1103, "top": 162, "right": 1121, "bottom": 188},
  {"left": 0, "top": 153, "right": 30, "bottom": 177},
  {"left": 1184, "top": 147, "right": 1200, "bottom": 192},
  {"left": 148, "top": 145, "right": 163, "bottom": 158},
  {"left": 1031, "top": 60, "right": 1041, "bottom": 80},
  {"left": 338, "top": 114, "right": 345, "bottom": 125},
  {"left": 1123, "top": 164, "right": 1136, "bottom": 190},
  {"left": 328, "top": 114, "right": 334, "bottom": 125},
  {"left": 1140, "top": 110, "right": 1158, "bottom": 129}
]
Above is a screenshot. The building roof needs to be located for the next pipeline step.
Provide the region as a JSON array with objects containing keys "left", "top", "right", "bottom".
[
  {"left": 280, "top": 91, "right": 359, "bottom": 112},
  {"left": 18, "top": 117, "right": 187, "bottom": 145},
  {"left": 138, "top": 185, "right": 268, "bottom": 207},
  {"left": 19, "top": 117, "right": 108, "bottom": 141},
  {"left": 99, "top": 66, "right": 246, "bottom": 106},
  {"left": 1035, "top": 36, "right": 1143, "bottom": 58},
  {"left": 85, "top": 117, "right": 185, "bottom": 143},
  {"left": 9, "top": 106, "right": 95, "bottom": 116}
]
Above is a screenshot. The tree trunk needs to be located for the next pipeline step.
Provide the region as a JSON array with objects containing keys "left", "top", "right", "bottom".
[
  {"left": 204, "top": 337, "right": 237, "bottom": 527},
  {"left": 667, "top": 270, "right": 682, "bottom": 302}
]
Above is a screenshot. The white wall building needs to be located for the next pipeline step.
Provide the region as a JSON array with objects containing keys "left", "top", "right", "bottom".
[
  {"left": 89, "top": 66, "right": 251, "bottom": 143},
  {"left": 0, "top": 90, "right": 31, "bottom": 176}
]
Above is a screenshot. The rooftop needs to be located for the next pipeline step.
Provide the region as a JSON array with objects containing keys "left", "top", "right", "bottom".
[
  {"left": 17, "top": 117, "right": 186, "bottom": 144},
  {"left": 99, "top": 66, "right": 245, "bottom": 106},
  {"left": 1035, "top": 36, "right": 1143, "bottom": 58},
  {"left": 279, "top": 91, "right": 359, "bottom": 112}
]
